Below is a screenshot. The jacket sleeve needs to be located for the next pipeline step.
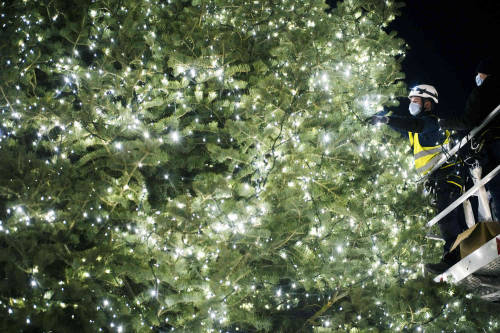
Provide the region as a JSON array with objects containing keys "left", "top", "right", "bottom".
[
  {"left": 439, "top": 88, "right": 482, "bottom": 130},
  {"left": 386, "top": 115, "right": 426, "bottom": 133}
]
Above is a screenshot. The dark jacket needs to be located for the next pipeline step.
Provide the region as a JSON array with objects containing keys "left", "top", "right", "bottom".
[
  {"left": 387, "top": 113, "right": 448, "bottom": 147},
  {"left": 439, "top": 75, "right": 500, "bottom": 137},
  {"left": 383, "top": 111, "right": 460, "bottom": 176}
]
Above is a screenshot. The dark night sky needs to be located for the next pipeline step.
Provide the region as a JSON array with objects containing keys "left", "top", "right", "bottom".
[{"left": 327, "top": 0, "right": 500, "bottom": 117}]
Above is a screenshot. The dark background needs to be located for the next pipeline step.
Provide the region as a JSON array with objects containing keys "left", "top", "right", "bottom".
[{"left": 327, "top": 0, "right": 500, "bottom": 117}]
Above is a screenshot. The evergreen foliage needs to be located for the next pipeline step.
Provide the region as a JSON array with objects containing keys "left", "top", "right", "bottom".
[{"left": 0, "top": 0, "right": 498, "bottom": 331}]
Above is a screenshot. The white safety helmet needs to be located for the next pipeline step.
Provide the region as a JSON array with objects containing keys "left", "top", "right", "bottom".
[{"left": 408, "top": 84, "right": 439, "bottom": 104}]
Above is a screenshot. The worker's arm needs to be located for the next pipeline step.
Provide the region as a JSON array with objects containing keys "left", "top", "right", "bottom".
[
  {"left": 386, "top": 115, "right": 430, "bottom": 133},
  {"left": 439, "top": 88, "right": 482, "bottom": 130},
  {"left": 366, "top": 112, "right": 433, "bottom": 134}
]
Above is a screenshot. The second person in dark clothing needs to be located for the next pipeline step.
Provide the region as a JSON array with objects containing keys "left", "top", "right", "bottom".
[{"left": 439, "top": 57, "right": 500, "bottom": 221}]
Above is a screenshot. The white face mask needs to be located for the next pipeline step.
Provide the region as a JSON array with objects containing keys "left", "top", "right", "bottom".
[
  {"left": 475, "top": 74, "right": 484, "bottom": 87},
  {"left": 409, "top": 102, "right": 422, "bottom": 116}
]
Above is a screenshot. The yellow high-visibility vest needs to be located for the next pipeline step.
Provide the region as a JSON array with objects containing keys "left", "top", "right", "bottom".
[{"left": 408, "top": 130, "right": 451, "bottom": 175}]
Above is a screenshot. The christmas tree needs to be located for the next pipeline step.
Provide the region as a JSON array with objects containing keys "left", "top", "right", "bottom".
[{"left": 1, "top": 0, "right": 499, "bottom": 331}]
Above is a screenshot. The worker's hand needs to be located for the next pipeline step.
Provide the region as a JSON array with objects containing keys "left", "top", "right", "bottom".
[{"left": 365, "top": 115, "right": 388, "bottom": 125}]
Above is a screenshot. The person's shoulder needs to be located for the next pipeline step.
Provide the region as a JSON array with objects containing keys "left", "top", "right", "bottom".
[
  {"left": 421, "top": 113, "right": 438, "bottom": 121},
  {"left": 476, "top": 76, "right": 500, "bottom": 99},
  {"left": 482, "top": 75, "right": 500, "bottom": 89},
  {"left": 466, "top": 85, "right": 481, "bottom": 101},
  {"left": 419, "top": 114, "right": 439, "bottom": 130},
  {"left": 488, "top": 74, "right": 500, "bottom": 82}
]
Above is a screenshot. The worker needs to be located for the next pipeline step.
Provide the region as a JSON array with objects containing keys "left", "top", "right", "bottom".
[
  {"left": 439, "top": 57, "right": 500, "bottom": 221},
  {"left": 367, "top": 84, "right": 468, "bottom": 274}
]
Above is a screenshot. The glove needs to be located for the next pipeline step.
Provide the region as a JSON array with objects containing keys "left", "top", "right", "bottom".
[{"left": 365, "top": 115, "right": 388, "bottom": 125}]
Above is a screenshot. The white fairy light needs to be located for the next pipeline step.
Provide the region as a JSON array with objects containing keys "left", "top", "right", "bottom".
[{"left": 170, "top": 131, "right": 180, "bottom": 142}]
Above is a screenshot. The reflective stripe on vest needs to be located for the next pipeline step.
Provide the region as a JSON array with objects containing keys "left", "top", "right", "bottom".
[
  {"left": 409, "top": 130, "right": 451, "bottom": 175},
  {"left": 414, "top": 147, "right": 443, "bottom": 159}
]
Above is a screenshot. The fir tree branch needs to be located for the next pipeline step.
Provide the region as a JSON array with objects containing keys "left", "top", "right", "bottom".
[
  {"left": 305, "top": 160, "right": 325, "bottom": 228},
  {"left": 272, "top": 231, "right": 298, "bottom": 251},
  {"left": 233, "top": 267, "right": 252, "bottom": 286},
  {"left": 72, "top": 14, "right": 87, "bottom": 53},
  {"left": 0, "top": 86, "right": 15, "bottom": 114},
  {"left": 83, "top": 123, "right": 108, "bottom": 142},
  {"left": 4, "top": 238, "right": 30, "bottom": 274},
  {"left": 148, "top": 256, "right": 159, "bottom": 301},
  {"left": 311, "top": 178, "right": 338, "bottom": 195},
  {"left": 260, "top": 108, "right": 289, "bottom": 188},
  {"left": 111, "top": 152, "right": 151, "bottom": 214},
  {"left": 305, "top": 290, "right": 348, "bottom": 326},
  {"left": 0, "top": 186, "right": 21, "bottom": 199},
  {"left": 227, "top": 253, "right": 250, "bottom": 279},
  {"left": 22, "top": 50, "right": 42, "bottom": 74},
  {"left": 408, "top": 304, "right": 447, "bottom": 331},
  {"left": 45, "top": 0, "right": 55, "bottom": 21}
]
